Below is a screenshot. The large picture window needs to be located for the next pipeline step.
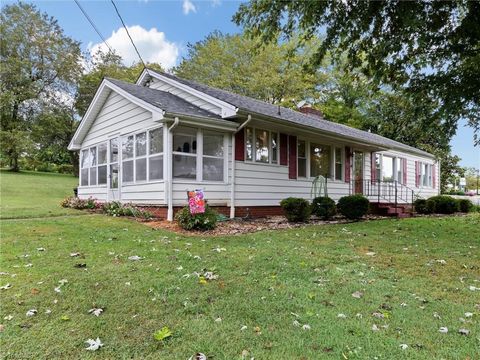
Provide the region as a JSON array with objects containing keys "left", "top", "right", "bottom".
[
  {"left": 310, "top": 143, "right": 331, "bottom": 178},
  {"left": 245, "top": 127, "right": 279, "bottom": 164},
  {"left": 121, "top": 127, "right": 164, "bottom": 184},
  {"left": 172, "top": 127, "right": 225, "bottom": 182}
]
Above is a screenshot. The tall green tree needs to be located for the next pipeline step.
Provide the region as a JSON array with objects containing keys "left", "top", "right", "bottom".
[
  {"left": 234, "top": 0, "right": 480, "bottom": 144},
  {"left": 0, "top": 2, "right": 82, "bottom": 171},
  {"left": 174, "top": 31, "right": 324, "bottom": 105}
]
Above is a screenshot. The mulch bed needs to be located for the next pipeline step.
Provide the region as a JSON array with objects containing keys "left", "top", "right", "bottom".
[{"left": 143, "top": 215, "right": 391, "bottom": 236}]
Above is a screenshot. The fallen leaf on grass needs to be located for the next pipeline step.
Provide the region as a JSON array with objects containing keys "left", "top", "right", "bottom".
[
  {"left": 469, "top": 286, "right": 479, "bottom": 291},
  {"left": 198, "top": 277, "right": 207, "bottom": 285},
  {"left": 45, "top": 309, "right": 51, "bottom": 314},
  {"left": 70, "top": 252, "right": 80, "bottom": 257},
  {"left": 372, "top": 324, "right": 379, "bottom": 331},
  {"left": 365, "top": 252, "right": 376, "bottom": 256},
  {"left": 439, "top": 327, "right": 448, "bottom": 333},
  {"left": 302, "top": 324, "right": 311, "bottom": 330},
  {"left": 465, "top": 312, "right": 473, "bottom": 318},
  {"left": 85, "top": 337, "right": 103, "bottom": 351},
  {"left": 26, "top": 309, "right": 37, "bottom": 317},
  {"left": 24, "top": 263, "right": 33, "bottom": 268},
  {"left": 31, "top": 288, "right": 40, "bottom": 295},
  {"left": 214, "top": 317, "right": 222, "bottom": 323},
  {"left": 88, "top": 308, "right": 103, "bottom": 317},
  {"left": 153, "top": 326, "right": 172, "bottom": 341},
  {"left": 337, "top": 313, "right": 347, "bottom": 319},
  {"left": 61, "top": 315, "right": 70, "bottom": 321},
  {"left": 189, "top": 353, "right": 207, "bottom": 360},
  {"left": 128, "top": 255, "right": 143, "bottom": 261},
  {"left": 399, "top": 344, "right": 408, "bottom": 350},
  {"left": 4, "top": 315, "right": 13, "bottom": 321},
  {"left": 240, "top": 325, "right": 247, "bottom": 331},
  {"left": 352, "top": 291, "right": 363, "bottom": 299},
  {"left": 0, "top": 283, "right": 12, "bottom": 290},
  {"left": 36, "top": 247, "right": 45, "bottom": 251},
  {"left": 458, "top": 328, "right": 470, "bottom": 336}
]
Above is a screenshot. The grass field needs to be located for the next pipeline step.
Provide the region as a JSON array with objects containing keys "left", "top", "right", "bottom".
[
  {"left": 0, "top": 170, "right": 80, "bottom": 219},
  {"left": 1, "top": 171, "right": 479, "bottom": 359}
]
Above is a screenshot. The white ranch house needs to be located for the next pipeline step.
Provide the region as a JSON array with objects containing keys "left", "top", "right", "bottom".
[{"left": 69, "top": 69, "right": 440, "bottom": 220}]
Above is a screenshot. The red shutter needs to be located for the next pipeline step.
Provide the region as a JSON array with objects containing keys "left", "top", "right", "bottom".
[
  {"left": 345, "top": 147, "right": 351, "bottom": 183},
  {"left": 288, "top": 135, "right": 297, "bottom": 179},
  {"left": 432, "top": 164, "right": 436, "bottom": 188},
  {"left": 235, "top": 129, "right": 245, "bottom": 161},
  {"left": 415, "top": 161, "right": 419, "bottom": 187},
  {"left": 280, "top": 133, "right": 288, "bottom": 166},
  {"left": 403, "top": 158, "right": 407, "bottom": 185},
  {"left": 370, "top": 152, "right": 376, "bottom": 182}
]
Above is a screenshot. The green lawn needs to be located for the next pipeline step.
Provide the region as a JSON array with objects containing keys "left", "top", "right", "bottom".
[
  {"left": 0, "top": 170, "right": 81, "bottom": 219},
  {"left": 1, "top": 172, "right": 479, "bottom": 359}
]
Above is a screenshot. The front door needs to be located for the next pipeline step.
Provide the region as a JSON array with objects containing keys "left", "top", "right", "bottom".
[
  {"left": 353, "top": 151, "right": 364, "bottom": 194},
  {"left": 108, "top": 137, "right": 120, "bottom": 201}
]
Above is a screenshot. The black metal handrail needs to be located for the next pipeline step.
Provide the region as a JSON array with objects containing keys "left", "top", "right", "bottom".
[{"left": 349, "top": 179, "right": 415, "bottom": 214}]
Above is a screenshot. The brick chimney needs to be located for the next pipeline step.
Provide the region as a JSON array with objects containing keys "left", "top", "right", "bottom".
[{"left": 299, "top": 104, "right": 324, "bottom": 119}]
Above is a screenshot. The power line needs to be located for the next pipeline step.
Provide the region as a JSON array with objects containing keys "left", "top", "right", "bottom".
[
  {"left": 110, "top": 0, "right": 146, "bottom": 68},
  {"left": 73, "top": 0, "right": 113, "bottom": 54}
]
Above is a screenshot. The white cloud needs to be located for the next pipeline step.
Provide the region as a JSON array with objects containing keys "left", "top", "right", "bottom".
[
  {"left": 211, "top": 0, "right": 221, "bottom": 7},
  {"left": 88, "top": 26, "right": 179, "bottom": 69},
  {"left": 182, "top": 0, "right": 196, "bottom": 15}
]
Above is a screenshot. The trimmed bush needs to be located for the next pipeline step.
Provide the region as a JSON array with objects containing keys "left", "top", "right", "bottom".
[
  {"left": 337, "top": 195, "right": 369, "bottom": 220},
  {"left": 457, "top": 199, "right": 473, "bottom": 213},
  {"left": 60, "top": 196, "right": 100, "bottom": 210},
  {"left": 280, "top": 197, "right": 311, "bottom": 222},
  {"left": 176, "top": 205, "right": 218, "bottom": 231},
  {"left": 413, "top": 198, "right": 431, "bottom": 214},
  {"left": 311, "top": 196, "right": 336, "bottom": 220},
  {"left": 426, "top": 195, "right": 458, "bottom": 214}
]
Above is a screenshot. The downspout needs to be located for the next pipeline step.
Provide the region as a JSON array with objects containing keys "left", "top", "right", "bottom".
[
  {"left": 230, "top": 115, "right": 252, "bottom": 219},
  {"left": 167, "top": 117, "right": 180, "bottom": 221}
]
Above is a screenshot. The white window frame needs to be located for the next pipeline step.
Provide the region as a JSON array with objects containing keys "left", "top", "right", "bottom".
[
  {"left": 244, "top": 127, "right": 279, "bottom": 165},
  {"left": 334, "top": 147, "right": 344, "bottom": 181},
  {"left": 80, "top": 142, "right": 108, "bottom": 187},
  {"left": 419, "top": 162, "right": 433, "bottom": 188},
  {"left": 297, "top": 138, "right": 307, "bottom": 178},
  {"left": 172, "top": 127, "right": 227, "bottom": 183},
  {"left": 121, "top": 126, "right": 164, "bottom": 185},
  {"left": 375, "top": 154, "right": 406, "bottom": 185},
  {"left": 296, "top": 139, "right": 337, "bottom": 180}
]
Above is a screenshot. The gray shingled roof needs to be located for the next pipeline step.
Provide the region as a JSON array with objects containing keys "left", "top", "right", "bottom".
[
  {"left": 152, "top": 71, "right": 434, "bottom": 158},
  {"left": 107, "top": 78, "right": 221, "bottom": 120}
]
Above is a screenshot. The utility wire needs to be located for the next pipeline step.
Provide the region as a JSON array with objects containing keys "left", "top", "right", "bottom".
[
  {"left": 110, "top": 0, "right": 146, "bottom": 68},
  {"left": 73, "top": 0, "right": 113, "bottom": 54}
]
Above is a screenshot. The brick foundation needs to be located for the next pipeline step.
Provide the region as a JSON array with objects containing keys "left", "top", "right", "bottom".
[{"left": 137, "top": 205, "right": 284, "bottom": 219}]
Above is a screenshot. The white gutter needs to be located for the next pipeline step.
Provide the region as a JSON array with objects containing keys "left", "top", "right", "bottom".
[
  {"left": 230, "top": 115, "right": 252, "bottom": 219},
  {"left": 167, "top": 117, "right": 180, "bottom": 221}
]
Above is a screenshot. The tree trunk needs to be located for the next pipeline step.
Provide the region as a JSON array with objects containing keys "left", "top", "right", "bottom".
[
  {"left": 70, "top": 151, "right": 79, "bottom": 177},
  {"left": 10, "top": 155, "right": 19, "bottom": 172}
]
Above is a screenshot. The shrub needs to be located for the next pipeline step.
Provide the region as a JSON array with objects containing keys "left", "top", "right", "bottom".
[
  {"left": 57, "top": 164, "right": 74, "bottom": 174},
  {"left": 101, "top": 201, "right": 152, "bottom": 219},
  {"left": 457, "top": 199, "right": 473, "bottom": 213},
  {"left": 280, "top": 197, "right": 311, "bottom": 222},
  {"left": 176, "top": 205, "right": 218, "bottom": 231},
  {"left": 426, "top": 195, "right": 458, "bottom": 214},
  {"left": 337, "top": 195, "right": 369, "bottom": 220},
  {"left": 413, "top": 198, "right": 431, "bottom": 214},
  {"left": 60, "top": 196, "right": 88, "bottom": 209},
  {"left": 311, "top": 196, "right": 336, "bottom": 220}
]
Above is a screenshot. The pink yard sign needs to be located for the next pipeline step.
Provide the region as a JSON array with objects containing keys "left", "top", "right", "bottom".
[{"left": 187, "top": 189, "right": 205, "bottom": 214}]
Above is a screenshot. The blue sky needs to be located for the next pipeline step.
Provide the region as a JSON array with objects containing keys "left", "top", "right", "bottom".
[{"left": 8, "top": 0, "right": 479, "bottom": 168}]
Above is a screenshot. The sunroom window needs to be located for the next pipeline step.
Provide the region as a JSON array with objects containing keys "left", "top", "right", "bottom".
[
  {"left": 121, "top": 127, "right": 164, "bottom": 184},
  {"left": 172, "top": 127, "right": 225, "bottom": 182},
  {"left": 122, "top": 135, "right": 134, "bottom": 183},
  {"left": 310, "top": 143, "right": 331, "bottom": 178},
  {"left": 245, "top": 127, "right": 279, "bottom": 164},
  {"left": 203, "top": 131, "right": 224, "bottom": 181},
  {"left": 173, "top": 127, "right": 197, "bottom": 179},
  {"left": 80, "top": 143, "right": 107, "bottom": 187}
]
